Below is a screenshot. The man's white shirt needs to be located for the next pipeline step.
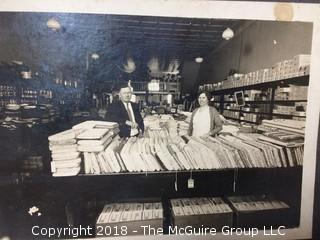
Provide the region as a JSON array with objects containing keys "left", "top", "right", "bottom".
[{"left": 122, "top": 101, "right": 139, "bottom": 136}]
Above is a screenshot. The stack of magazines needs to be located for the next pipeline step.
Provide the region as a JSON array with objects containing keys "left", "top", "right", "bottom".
[{"left": 49, "top": 129, "right": 83, "bottom": 176}]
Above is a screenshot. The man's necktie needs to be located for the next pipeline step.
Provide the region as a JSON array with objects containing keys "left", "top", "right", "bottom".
[{"left": 126, "top": 103, "right": 134, "bottom": 122}]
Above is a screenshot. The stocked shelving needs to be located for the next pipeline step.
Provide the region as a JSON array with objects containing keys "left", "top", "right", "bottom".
[
  {"left": 211, "top": 75, "right": 309, "bottom": 124},
  {"left": 39, "top": 166, "right": 302, "bottom": 235},
  {"left": 42, "top": 116, "right": 305, "bottom": 237}
]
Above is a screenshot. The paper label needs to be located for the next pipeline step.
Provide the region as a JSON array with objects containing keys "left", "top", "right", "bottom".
[{"left": 188, "top": 178, "right": 194, "bottom": 189}]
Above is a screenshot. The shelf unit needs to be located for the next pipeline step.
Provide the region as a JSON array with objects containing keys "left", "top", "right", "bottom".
[{"left": 212, "top": 75, "right": 309, "bottom": 124}]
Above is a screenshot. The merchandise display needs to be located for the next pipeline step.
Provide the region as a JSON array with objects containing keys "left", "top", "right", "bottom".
[
  {"left": 96, "top": 202, "right": 163, "bottom": 236},
  {"left": 170, "top": 197, "right": 233, "bottom": 230},
  {"left": 274, "top": 85, "right": 308, "bottom": 101},
  {"left": 97, "top": 202, "right": 163, "bottom": 224},
  {"left": 260, "top": 119, "right": 305, "bottom": 134},
  {"left": 0, "top": 103, "right": 60, "bottom": 130},
  {"left": 75, "top": 121, "right": 120, "bottom": 174},
  {"left": 0, "top": 85, "right": 17, "bottom": 107},
  {"left": 228, "top": 195, "right": 291, "bottom": 228},
  {"left": 228, "top": 195, "right": 289, "bottom": 212},
  {"left": 171, "top": 197, "right": 232, "bottom": 216},
  {"left": 49, "top": 129, "right": 83, "bottom": 177},
  {"left": 199, "top": 54, "right": 310, "bottom": 91},
  {"left": 209, "top": 64, "right": 309, "bottom": 125},
  {"left": 49, "top": 117, "right": 305, "bottom": 176}
]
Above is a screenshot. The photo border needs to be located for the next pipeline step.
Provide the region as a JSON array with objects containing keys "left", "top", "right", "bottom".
[{"left": 1, "top": 1, "right": 319, "bottom": 239}]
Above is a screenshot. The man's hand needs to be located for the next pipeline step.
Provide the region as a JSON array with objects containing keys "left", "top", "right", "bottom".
[{"left": 125, "top": 120, "right": 138, "bottom": 128}]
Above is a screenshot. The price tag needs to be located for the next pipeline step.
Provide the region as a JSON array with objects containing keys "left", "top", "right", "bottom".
[{"left": 188, "top": 178, "right": 194, "bottom": 189}]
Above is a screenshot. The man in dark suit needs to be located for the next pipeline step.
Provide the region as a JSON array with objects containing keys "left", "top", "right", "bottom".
[{"left": 106, "top": 83, "right": 144, "bottom": 138}]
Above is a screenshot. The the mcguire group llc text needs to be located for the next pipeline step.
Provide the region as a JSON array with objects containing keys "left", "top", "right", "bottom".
[
  {"left": 141, "top": 225, "right": 286, "bottom": 237},
  {"left": 32, "top": 224, "right": 286, "bottom": 238}
]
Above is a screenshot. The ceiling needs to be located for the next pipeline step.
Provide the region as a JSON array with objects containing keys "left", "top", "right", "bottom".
[{"left": 0, "top": 12, "right": 243, "bottom": 90}]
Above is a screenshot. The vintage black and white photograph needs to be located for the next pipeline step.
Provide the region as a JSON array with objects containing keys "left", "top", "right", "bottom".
[{"left": 0, "top": 1, "right": 319, "bottom": 240}]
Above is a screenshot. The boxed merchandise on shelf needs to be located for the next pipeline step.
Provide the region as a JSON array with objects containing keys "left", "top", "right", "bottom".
[
  {"left": 273, "top": 105, "right": 296, "bottom": 115},
  {"left": 170, "top": 197, "right": 233, "bottom": 231},
  {"left": 241, "top": 113, "right": 259, "bottom": 123},
  {"left": 96, "top": 202, "right": 163, "bottom": 237},
  {"left": 289, "top": 85, "right": 308, "bottom": 100},
  {"left": 294, "top": 102, "right": 307, "bottom": 116},
  {"left": 21, "top": 88, "right": 38, "bottom": 105},
  {"left": 210, "top": 55, "right": 310, "bottom": 91},
  {"left": 227, "top": 195, "right": 291, "bottom": 229},
  {"left": 222, "top": 110, "right": 240, "bottom": 120},
  {"left": 244, "top": 90, "right": 262, "bottom": 101},
  {"left": 224, "top": 103, "right": 240, "bottom": 110},
  {"left": 292, "top": 54, "right": 311, "bottom": 76},
  {"left": 258, "top": 68, "right": 270, "bottom": 83},
  {"left": 274, "top": 85, "right": 308, "bottom": 101}
]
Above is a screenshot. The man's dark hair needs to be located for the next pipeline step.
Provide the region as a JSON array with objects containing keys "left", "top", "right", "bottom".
[{"left": 113, "top": 82, "right": 130, "bottom": 92}]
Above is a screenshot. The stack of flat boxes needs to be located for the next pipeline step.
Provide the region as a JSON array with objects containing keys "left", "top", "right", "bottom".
[
  {"left": 274, "top": 85, "right": 308, "bottom": 101},
  {"left": 171, "top": 197, "right": 233, "bottom": 231},
  {"left": 273, "top": 85, "right": 308, "bottom": 119},
  {"left": 224, "top": 110, "right": 240, "bottom": 119}
]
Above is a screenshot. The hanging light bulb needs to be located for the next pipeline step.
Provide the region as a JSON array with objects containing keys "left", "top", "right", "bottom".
[
  {"left": 91, "top": 53, "right": 100, "bottom": 60},
  {"left": 123, "top": 58, "right": 136, "bottom": 73},
  {"left": 195, "top": 57, "right": 203, "bottom": 63},
  {"left": 46, "top": 18, "right": 61, "bottom": 31},
  {"left": 222, "top": 27, "right": 234, "bottom": 40}
]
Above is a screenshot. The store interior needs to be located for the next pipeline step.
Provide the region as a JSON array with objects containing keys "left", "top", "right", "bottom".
[{"left": 0, "top": 12, "right": 314, "bottom": 239}]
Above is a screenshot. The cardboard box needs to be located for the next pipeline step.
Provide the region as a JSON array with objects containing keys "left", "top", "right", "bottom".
[
  {"left": 170, "top": 198, "right": 233, "bottom": 232},
  {"left": 96, "top": 202, "right": 163, "bottom": 237},
  {"left": 227, "top": 196, "right": 291, "bottom": 229},
  {"left": 96, "top": 219, "right": 163, "bottom": 237}
]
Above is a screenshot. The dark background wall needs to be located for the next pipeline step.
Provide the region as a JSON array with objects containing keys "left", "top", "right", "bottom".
[
  {"left": 180, "top": 61, "right": 201, "bottom": 94},
  {"left": 198, "top": 21, "right": 313, "bottom": 84}
]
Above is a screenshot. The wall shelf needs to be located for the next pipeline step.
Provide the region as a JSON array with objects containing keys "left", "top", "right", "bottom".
[
  {"left": 212, "top": 75, "right": 309, "bottom": 124},
  {"left": 211, "top": 75, "right": 309, "bottom": 95}
]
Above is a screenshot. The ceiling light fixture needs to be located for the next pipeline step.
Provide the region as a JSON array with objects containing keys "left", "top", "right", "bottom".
[
  {"left": 195, "top": 57, "right": 203, "bottom": 63},
  {"left": 222, "top": 27, "right": 234, "bottom": 40},
  {"left": 46, "top": 18, "right": 61, "bottom": 31},
  {"left": 91, "top": 53, "right": 100, "bottom": 60},
  {"left": 123, "top": 58, "right": 136, "bottom": 73}
]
